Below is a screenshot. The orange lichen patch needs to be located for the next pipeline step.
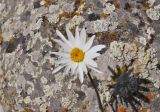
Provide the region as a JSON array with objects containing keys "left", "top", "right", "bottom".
[
  {"left": 44, "top": 0, "right": 52, "bottom": 7},
  {"left": 23, "top": 107, "right": 33, "bottom": 112},
  {"left": 118, "top": 105, "right": 126, "bottom": 112},
  {"left": 146, "top": 92, "right": 154, "bottom": 102}
]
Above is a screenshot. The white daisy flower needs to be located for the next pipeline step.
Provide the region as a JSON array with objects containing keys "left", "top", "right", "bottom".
[{"left": 51, "top": 26, "right": 105, "bottom": 83}]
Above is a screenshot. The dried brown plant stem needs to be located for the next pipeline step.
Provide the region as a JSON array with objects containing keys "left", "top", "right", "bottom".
[{"left": 87, "top": 72, "right": 104, "bottom": 112}]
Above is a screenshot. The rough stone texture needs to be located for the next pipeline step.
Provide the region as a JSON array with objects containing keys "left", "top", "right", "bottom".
[{"left": 0, "top": 0, "right": 160, "bottom": 112}]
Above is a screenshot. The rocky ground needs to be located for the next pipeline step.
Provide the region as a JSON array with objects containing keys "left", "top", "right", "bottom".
[{"left": 0, "top": 0, "right": 160, "bottom": 112}]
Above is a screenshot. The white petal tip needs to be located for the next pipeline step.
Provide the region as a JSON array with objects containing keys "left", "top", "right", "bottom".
[
  {"left": 66, "top": 26, "right": 69, "bottom": 30},
  {"left": 79, "top": 78, "right": 84, "bottom": 83},
  {"left": 88, "top": 66, "right": 103, "bottom": 74},
  {"left": 81, "top": 28, "right": 86, "bottom": 32},
  {"left": 76, "top": 26, "right": 79, "bottom": 30},
  {"left": 79, "top": 80, "right": 83, "bottom": 83},
  {"left": 52, "top": 65, "right": 64, "bottom": 74},
  {"left": 56, "top": 30, "right": 58, "bottom": 34},
  {"left": 78, "top": 71, "right": 84, "bottom": 83},
  {"left": 98, "top": 71, "right": 103, "bottom": 74},
  {"left": 100, "top": 45, "right": 106, "bottom": 49},
  {"left": 49, "top": 51, "right": 56, "bottom": 55},
  {"left": 56, "top": 29, "right": 59, "bottom": 32},
  {"left": 56, "top": 30, "right": 62, "bottom": 36},
  {"left": 92, "top": 35, "right": 96, "bottom": 37}
]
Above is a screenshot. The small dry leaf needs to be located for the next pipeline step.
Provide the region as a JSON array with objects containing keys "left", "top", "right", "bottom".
[
  {"left": 146, "top": 92, "right": 154, "bottom": 102},
  {"left": 118, "top": 105, "right": 126, "bottom": 112}
]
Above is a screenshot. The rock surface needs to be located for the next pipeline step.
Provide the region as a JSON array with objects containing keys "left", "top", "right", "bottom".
[{"left": 0, "top": 0, "right": 160, "bottom": 112}]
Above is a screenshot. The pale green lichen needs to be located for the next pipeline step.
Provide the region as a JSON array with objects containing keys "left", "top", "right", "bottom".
[{"left": 146, "top": 4, "right": 160, "bottom": 20}]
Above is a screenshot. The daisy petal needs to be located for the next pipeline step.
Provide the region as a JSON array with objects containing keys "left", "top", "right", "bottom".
[
  {"left": 81, "top": 62, "right": 87, "bottom": 74},
  {"left": 87, "top": 45, "right": 105, "bottom": 55},
  {"left": 78, "top": 64, "right": 84, "bottom": 83},
  {"left": 55, "top": 58, "right": 70, "bottom": 64},
  {"left": 75, "top": 26, "right": 80, "bottom": 41},
  {"left": 71, "top": 62, "right": 78, "bottom": 75},
  {"left": 50, "top": 52, "right": 70, "bottom": 58},
  {"left": 80, "top": 28, "right": 86, "bottom": 45},
  {"left": 83, "top": 35, "right": 95, "bottom": 52},
  {"left": 64, "top": 65, "right": 71, "bottom": 74},
  {"left": 85, "top": 58, "right": 97, "bottom": 68},
  {"left": 75, "top": 26, "right": 82, "bottom": 47},
  {"left": 87, "top": 65, "right": 102, "bottom": 74},
  {"left": 52, "top": 65, "right": 64, "bottom": 74},
  {"left": 86, "top": 53, "right": 100, "bottom": 59},
  {"left": 56, "top": 30, "right": 72, "bottom": 48},
  {"left": 54, "top": 39, "right": 71, "bottom": 52},
  {"left": 66, "top": 27, "right": 75, "bottom": 43}
]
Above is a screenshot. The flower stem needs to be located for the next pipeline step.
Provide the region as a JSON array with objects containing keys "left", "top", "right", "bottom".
[{"left": 87, "top": 72, "right": 104, "bottom": 112}]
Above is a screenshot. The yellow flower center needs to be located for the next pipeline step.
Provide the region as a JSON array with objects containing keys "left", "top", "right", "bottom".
[{"left": 70, "top": 48, "right": 85, "bottom": 62}]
